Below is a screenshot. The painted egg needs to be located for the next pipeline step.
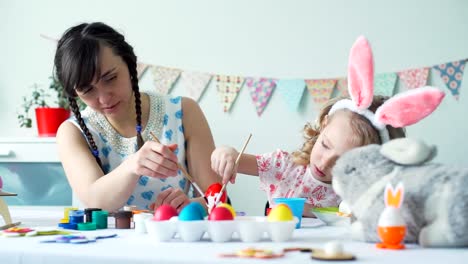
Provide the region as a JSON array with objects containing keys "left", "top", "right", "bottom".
[
  {"left": 267, "top": 204, "right": 294, "bottom": 222},
  {"left": 190, "top": 201, "right": 208, "bottom": 218},
  {"left": 216, "top": 203, "right": 236, "bottom": 218},
  {"left": 153, "top": 205, "right": 178, "bottom": 221},
  {"left": 205, "top": 182, "right": 227, "bottom": 203},
  {"left": 179, "top": 202, "right": 204, "bottom": 221},
  {"left": 208, "top": 206, "right": 234, "bottom": 221}
]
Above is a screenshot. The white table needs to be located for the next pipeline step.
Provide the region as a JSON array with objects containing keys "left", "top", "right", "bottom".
[{"left": 0, "top": 206, "right": 467, "bottom": 264}]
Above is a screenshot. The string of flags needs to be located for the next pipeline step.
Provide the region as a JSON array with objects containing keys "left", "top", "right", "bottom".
[
  {"left": 137, "top": 58, "right": 466, "bottom": 116},
  {"left": 40, "top": 33, "right": 466, "bottom": 116}
]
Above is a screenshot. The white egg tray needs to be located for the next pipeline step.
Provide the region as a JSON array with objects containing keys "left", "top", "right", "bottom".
[{"left": 143, "top": 216, "right": 298, "bottom": 243}]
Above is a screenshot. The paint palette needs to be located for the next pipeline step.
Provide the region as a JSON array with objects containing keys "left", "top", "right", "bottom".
[
  {"left": 145, "top": 216, "right": 298, "bottom": 243},
  {"left": 312, "top": 207, "right": 351, "bottom": 226}
]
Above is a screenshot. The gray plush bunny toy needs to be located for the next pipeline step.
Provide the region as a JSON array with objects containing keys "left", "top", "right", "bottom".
[{"left": 332, "top": 137, "right": 468, "bottom": 247}]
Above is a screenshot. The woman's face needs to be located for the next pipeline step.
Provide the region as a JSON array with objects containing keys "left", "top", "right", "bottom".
[
  {"left": 75, "top": 46, "right": 133, "bottom": 117},
  {"left": 309, "top": 111, "right": 362, "bottom": 183}
]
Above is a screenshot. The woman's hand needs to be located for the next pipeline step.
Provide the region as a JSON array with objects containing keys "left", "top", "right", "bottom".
[
  {"left": 303, "top": 203, "right": 317, "bottom": 218},
  {"left": 126, "top": 141, "right": 179, "bottom": 178},
  {"left": 210, "top": 146, "right": 239, "bottom": 184},
  {"left": 150, "top": 187, "right": 190, "bottom": 213}
]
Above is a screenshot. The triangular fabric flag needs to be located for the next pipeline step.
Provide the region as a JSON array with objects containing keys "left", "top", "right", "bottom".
[
  {"left": 336, "top": 78, "right": 348, "bottom": 97},
  {"left": 136, "top": 63, "right": 149, "bottom": 79},
  {"left": 244, "top": 77, "right": 276, "bottom": 116},
  {"left": 151, "top": 66, "right": 182, "bottom": 95},
  {"left": 276, "top": 79, "right": 306, "bottom": 112},
  {"left": 433, "top": 59, "right": 466, "bottom": 100},
  {"left": 305, "top": 79, "right": 336, "bottom": 109},
  {"left": 374, "top": 73, "right": 397, "bottom": 96},
  {"left": 179, "top": 71, "right": 212, "bottom": 102},
  {"left": 398, "top": 68, "right": 429, "bottom": 89},
  {"left": 215, "top": 75, "right": 244, "bottom": 112}
]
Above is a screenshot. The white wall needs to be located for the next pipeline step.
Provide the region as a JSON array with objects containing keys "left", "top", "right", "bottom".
[{"left": 1, "top": 0, "right": 467, "bottom": 215}]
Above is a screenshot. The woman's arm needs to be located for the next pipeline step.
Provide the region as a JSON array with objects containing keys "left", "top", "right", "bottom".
[
  {"left": 181, "top": 97, "right": 219, "bottom": 192},
  {"left": 57, "top": 121, "right": 179, "bottom": 211}
]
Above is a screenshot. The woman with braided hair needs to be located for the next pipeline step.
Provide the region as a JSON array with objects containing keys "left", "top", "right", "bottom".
[{"left": 54, "top": 22, "right": 218, "bottom": 212}]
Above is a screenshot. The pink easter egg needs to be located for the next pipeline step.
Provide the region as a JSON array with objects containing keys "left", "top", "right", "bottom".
[{"left": 153, "top": 205, "right": 178, "bottom": 221}]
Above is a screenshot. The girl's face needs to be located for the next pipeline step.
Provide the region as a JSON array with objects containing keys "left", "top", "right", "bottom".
[
  {"left": 309, "top": 111, "right": 362, "bottom": 183},
  {"left": 75, "top": 46, "right": 133, "bottom": 117}
]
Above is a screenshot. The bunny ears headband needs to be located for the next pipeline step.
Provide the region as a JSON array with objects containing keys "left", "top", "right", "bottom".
[{"left": 328, "top": 36, "right": 445, "bottom": 143}]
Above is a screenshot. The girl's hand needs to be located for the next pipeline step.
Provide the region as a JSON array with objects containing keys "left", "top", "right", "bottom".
[
  {"left": 151, "top": 187, "right": 190, "bottom": 213},
  {"left": 210, "top": 146, "right": 239, "bottom": 184},
  {"left": 303, "top": 203, "right": 317, "bottom": 218},
  {"left": 126, "top": 141, "right": 179, "bottom": 178}
]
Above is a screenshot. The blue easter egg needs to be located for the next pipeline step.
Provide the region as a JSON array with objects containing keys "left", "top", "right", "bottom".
[{"left": 178, "top": 202, "right": 204, "bottom": 221}]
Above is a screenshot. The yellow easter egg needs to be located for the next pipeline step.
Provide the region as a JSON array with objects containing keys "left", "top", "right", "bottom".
[
  {"left": 267, "top": 204, "right": 294, "bottom": 221},
  {"left": 217, "top": 203, "right": 236, "bottom": 218}
]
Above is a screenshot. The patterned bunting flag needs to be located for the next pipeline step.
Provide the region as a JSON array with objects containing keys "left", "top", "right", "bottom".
[
  {"left": 151, "top": 66, "right": 182, "bottom": 95},
  {"left": 276, "top": 79, "right": 306, "bottom": 112},
  {"left": 215, "top": 75, "right": 244, "bottom": 112},
  {"left": 305, "top": 79, "right": 336, "bottom": 109},
  {"left": 433, "top": 60, "right": 466, "bottom": 100},
  {"left": 374, "top": 73, "right": 397, "bottom": 96},
  {"left": 179, "top": 71, "right": 212, "bottom": 102},
  {"left": 136, "top": 63, "right": 149, "bottom": 79},
  {"left": 398, "top": 68, "right": 429, "bottom": 89},
  {"left": 244, "top": 77, "right": 277, "bottom": 116},
  {"left": 336, "top": 78, "right": 348, "bottom": 97}
]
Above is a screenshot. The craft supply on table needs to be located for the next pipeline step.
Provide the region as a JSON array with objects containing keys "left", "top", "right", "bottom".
[
  {"left": 84, "top": 208, "right": 102, "bottom": 223},
  {"left": 311, "top": 241, "right": 356, "bottom": 261},
  {"left": 114, "top": 211, "right": 133, "bottom": 229},
  {"left": 40, "top": 233, "right": 117, "bottom": 244}
]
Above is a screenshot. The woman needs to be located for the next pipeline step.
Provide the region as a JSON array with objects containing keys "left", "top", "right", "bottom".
[{"left": 54, "top": 22, "right": 218, "bottom": 212}]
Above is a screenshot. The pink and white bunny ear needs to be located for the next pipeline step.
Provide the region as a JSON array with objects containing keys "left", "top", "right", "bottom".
[
  {"left": 348, "top": 36, "right": 374, "bottom": 110},
  {"left": 375, "top": 87, "right": 445, "bottom": 127}
]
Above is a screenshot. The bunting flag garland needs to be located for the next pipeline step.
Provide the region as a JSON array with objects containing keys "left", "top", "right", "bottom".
[
  {"left": 336, "top": 78, "right": 348, "bottom": 97},
  {"left": 136, "top": 63, "right": 149, "bottom": 79},
  {"left": 398, "top": 68, "right": 429, "bottom": 89},
  {"left": 244, "top": 77, "right": 277, "bottom": 116},
  {"left": 276, "top": 79, "right": 306, "bottom": 112},
  {"left": 215, "top": 75, "right": 244, "bottom": 112},
  {"left": 305, "top": 79, "right": 336, "bottom": 109},
  {"left": 374, "top": 72, "right": 397, "bottom": 96},
  {"left": 433, "top": 60, "right": 466, "bottom": 100},
  {"left": 151, "top": 66, "right": 182, "bottom": 95},
  {"left": 179, "top": 71, "right": 212, "bottom": 102}
]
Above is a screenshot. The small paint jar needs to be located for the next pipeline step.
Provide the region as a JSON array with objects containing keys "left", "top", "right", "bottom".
[
  {"left": 92, "top": 210, "right": 109, "bottom": 229},
  {"left": 133, "top": 213, "right": 153, "bottom": 234},
  {"left": 84, "top": 208, "right": 102, "bottom": 223},
  {"left": 114, "top": 211, "right": 133, "bottom": 229},
  {"left": 68, "top": 210, "right": 85, "bottom": 224}
]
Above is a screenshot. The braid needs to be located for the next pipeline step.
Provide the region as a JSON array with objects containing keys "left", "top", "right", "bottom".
[
  {"left": 130, "top": 70, "right": 144, "bottom": 149},
  {"left": 68, "top": 97, "right": 103, "bottom": 168}
]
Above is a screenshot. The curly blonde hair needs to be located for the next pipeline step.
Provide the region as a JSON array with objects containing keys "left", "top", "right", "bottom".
[{"left": 292, "top": 96, "right": 406, "bottom": 166}]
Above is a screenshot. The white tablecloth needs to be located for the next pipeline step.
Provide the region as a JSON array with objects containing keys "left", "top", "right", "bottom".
[{"left": 0, "top": 206, "right": 467, "bottom": 264}]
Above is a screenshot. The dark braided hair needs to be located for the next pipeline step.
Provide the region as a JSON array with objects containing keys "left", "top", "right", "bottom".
[{"left": 54, "top": 22, "right": 144, "bottom": 166}]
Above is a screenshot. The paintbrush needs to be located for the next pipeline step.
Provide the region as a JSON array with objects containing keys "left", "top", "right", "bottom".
[
  {"left": 215, "top": 133, "right": 252, "bottom": 204},
  {"left": 149, "top": 132, "right": 206, "bottom": 201}
]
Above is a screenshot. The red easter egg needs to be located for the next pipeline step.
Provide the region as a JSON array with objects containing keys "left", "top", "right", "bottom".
[
  {"left": 205, "top": 182, "right": 227, "bottom": 203},
  {"left": 208, "top": 206, "right": 234, "bottom": 221},
  {"left": 153, "top": 205, "right": 178, "bottom": 221}
]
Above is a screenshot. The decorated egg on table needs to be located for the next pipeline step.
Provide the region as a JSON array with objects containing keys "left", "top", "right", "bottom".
[
  {"left": 208, "top": 206, "right": 234, "bottom": 221},
  {"left": 153, "top": 205, "right": 178, "bottom": 221},
  {"left": 216, "top": 203, "right": 236, "bottom": 218},
  {"left": 179, "top": 202, "right": 205, "bottom": 221},
  {"left": 267, "top": 204, "right": 294, "bottom": 222},
  {"left": 205, "top": 182, "right": 227, "bottom": 205},
  {"left": 190, "top": 201, "right": 208, "bottom": 218}
]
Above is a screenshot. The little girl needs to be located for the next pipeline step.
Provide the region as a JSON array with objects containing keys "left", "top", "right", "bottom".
[{"left": 210, "top": 36, "right": 445, "bottom": 217}]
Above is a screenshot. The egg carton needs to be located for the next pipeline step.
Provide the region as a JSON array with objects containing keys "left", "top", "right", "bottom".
[{"left": 144, "top": 216, "right": 298, "bottom": 243}]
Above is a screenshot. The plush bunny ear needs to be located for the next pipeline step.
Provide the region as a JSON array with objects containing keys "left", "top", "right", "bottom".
[
  {"left": 375, "top": 87, "right": 445, "bottom": 127},
  {"left": 348, "top": 36, "right": 374, "bottom": 110},
  {"left": 384, "top": 182, "right": 404, "bottom": 208}
]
